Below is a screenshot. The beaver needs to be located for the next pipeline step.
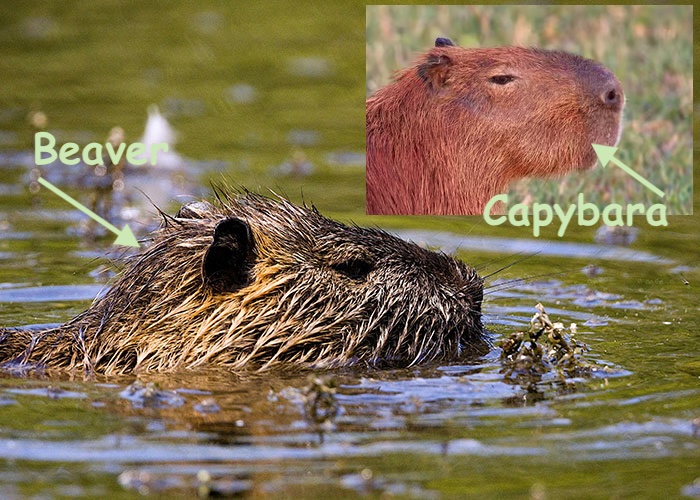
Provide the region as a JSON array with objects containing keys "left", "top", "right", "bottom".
[
  {"left": 0, "top": 191, "right": 487, "bottom": 375},
  {"left": 366, "top": 37, "right": 625, "bottom": 215}
]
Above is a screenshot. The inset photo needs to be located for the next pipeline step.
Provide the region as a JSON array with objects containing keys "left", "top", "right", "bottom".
[{"left": 366, "top": 5, "right": 692, "bottom": 215}]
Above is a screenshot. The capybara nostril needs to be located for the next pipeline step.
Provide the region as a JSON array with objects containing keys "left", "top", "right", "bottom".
[{"left": 601, "top": 85, "right": 623, "bottom": 109}]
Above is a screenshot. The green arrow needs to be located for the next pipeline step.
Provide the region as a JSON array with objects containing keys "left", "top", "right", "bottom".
[
  {"left": 36, "top": 177, "right": 140, "bottom": 248},
  {"left": 592, "top": 144, "right": 665, "bottom": 198}
]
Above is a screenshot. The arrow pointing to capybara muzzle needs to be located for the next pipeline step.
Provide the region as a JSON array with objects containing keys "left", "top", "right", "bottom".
[
  {"left": 36, "top": 177, "right": 140, "bottom": 248},
  {"left": 592, "top": 144, "right": 665, "bottom": 198}
]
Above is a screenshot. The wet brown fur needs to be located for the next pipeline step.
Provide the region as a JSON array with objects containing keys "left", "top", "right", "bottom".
[
  {"left": 0, "top": 192, "right": 487, "bottom": 375},
  {"left": 366, "top": 40, "right": 625, "bottom": 215}
]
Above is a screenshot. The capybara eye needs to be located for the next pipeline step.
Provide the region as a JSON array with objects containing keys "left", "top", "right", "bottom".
[
  {"left": 331, "top": 258, "right": 373, "bottom": 280},
  {"left": 489, "top": 75, "right": 516, "bottom": 85}
]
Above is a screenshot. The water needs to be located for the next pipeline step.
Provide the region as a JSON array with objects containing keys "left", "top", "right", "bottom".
[{"left": 1, "top": 2, "right": 699, "bottom": 498}]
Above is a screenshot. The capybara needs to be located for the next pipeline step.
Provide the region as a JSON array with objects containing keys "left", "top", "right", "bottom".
[
  {"left": 0, "top": 191, "right": 488, "bottom": 375},
  {"left": 366, "top": 37, "right": 625, "bottom": 215}
]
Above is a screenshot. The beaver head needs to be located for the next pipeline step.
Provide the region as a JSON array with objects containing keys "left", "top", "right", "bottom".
[
  {"left": 2, "top": 192, "right": 487, "bottom": 374},
  {"left": 366, "top": 38, "right": 625, "bottom": 215}
]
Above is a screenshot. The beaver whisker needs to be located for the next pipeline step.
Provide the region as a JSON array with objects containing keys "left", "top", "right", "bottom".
[
  {"left": 475, "top": 251, "right": 539, "bottom": 275},
  {"left": 483, "top": 268, "right": 575, "bottom": 297}
]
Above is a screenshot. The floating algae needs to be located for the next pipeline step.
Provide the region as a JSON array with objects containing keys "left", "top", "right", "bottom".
[
  {"left": 304, "top": 376, "right": 339, "bottom": 427},
  {"left": 498, "top": 303, "right": 610, "bottom": 392}
]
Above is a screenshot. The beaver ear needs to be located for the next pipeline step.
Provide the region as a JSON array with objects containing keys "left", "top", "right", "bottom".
[
  {"left": 417, "top": 53, "right": 453, "bottom": 89},
  {"left": 202, "top": 218, "right": 253, "bottom": 293}
]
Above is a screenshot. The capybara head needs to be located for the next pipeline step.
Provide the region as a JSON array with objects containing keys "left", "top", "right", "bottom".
[
  {"left": 366, "top": 37, "right": 625, "bottom": 215},
  {"left": 0, "top": 192, "right": 487, "bottom": 375}
]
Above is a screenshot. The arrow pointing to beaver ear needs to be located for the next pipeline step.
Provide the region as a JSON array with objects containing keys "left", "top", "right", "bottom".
[
  {"left": 36, "top": 177, "right": 140, "bottom": 247},
  {"left": 592, "top": 144, "right": 665, "bottom": 198}
]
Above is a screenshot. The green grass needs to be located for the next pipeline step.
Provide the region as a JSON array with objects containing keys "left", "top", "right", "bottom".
[{"left": 366, "top": 5, "right": 693, "bottom": 214}]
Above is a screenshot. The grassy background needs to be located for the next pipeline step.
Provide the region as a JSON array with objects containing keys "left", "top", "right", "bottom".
[{"left": 366, "top": 5, "right": 693, "bottom": 214}]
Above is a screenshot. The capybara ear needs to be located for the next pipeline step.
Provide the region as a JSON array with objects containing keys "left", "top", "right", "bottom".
[
  {"left": 202, "top": 218, "right": 253, "bottom": 293},
  {"left": 434, "top": 37, "right": 454, "bottom": 47},
  {"left": 417, "top": 53, "right": 453, "bottom": 90}
]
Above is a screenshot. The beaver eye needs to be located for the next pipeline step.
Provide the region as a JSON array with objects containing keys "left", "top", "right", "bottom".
[
  {"left": 490, "top": 75, "right": 516, "bottom": 85},
  {"left": 331, "top": 258, "right": 373, "bottom": 280}
]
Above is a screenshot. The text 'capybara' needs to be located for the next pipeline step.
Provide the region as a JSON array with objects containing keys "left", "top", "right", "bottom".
[
  {"left": 366, "top": 37, "right": 625, "bottom": 215},
  {"left": 0, "top": 191, "right": 488, "bottom": 375}
]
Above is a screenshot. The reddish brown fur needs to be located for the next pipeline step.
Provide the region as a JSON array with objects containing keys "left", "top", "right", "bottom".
[{"left": 366, "top": 40, "right": 624, "bottom": 215}]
